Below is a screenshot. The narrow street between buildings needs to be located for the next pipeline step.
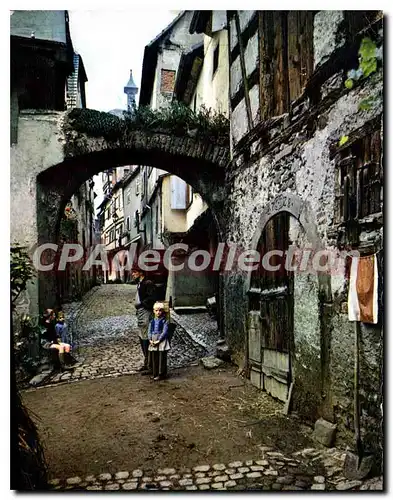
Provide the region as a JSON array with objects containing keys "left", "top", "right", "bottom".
[{"left": 21, "top": 285, "right": 381, "bottom": 491}]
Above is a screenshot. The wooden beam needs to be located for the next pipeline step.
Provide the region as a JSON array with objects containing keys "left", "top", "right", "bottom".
[{"left": 234, "top": 11, "right": 253, "bottom": 131}]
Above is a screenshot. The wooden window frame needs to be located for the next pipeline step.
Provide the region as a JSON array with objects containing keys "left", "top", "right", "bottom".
[
  {"left": 334, "top": 120, "right": 382, "bottom": 244},
  {"left": 258, "top": 11, "right": 315, "bottom": 121}
]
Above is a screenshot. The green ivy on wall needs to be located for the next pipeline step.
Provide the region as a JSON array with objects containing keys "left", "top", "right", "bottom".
[
  {"left": 67, "top": 102, "right": 230, "bottom": 147},
  {"left": 345, "top": 37, "right": 383, "bottom": 90}
]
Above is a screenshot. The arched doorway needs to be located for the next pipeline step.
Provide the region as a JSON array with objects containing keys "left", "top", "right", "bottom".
[
  {"left": 247, "top": 212, "right": 293, "bottom": 401},
  {"left": 245, "top": 194, "right": 331, "bottom": 404}
]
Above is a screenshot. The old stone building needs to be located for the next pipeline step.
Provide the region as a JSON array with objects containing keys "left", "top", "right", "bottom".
[
  {"left": 212, "top": 10, "right": 383, "bottom": 462},
  {"left": 10, "top": 10, "right": 97, "bottom": 306}
]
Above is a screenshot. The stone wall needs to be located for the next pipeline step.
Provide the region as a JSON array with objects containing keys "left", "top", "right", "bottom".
[{"left": 224, "top": 10, "right": 383, "bottom": 461}]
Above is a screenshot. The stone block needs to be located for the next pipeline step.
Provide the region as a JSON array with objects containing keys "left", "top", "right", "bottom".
[
  {"left": 115, "top": 471, "right": 129, "bottom": 480},
  {"left": 160, "top": 481, "right": 172, "bottom": 488},
  {"left": 195, "top": 477, "right": 211, "bottom": 485},
  {"left": 98, "top": 473, "right": 112, "bottom": 481},
  {"left": 238, "top": 467, "right": 250, "bottom": 473},
  {"left": 314, "top": 417, "right": 337, "bottom": 447},
  {"left": 212, "top": 463, "right": 226, "bottom": 471},
  {"left": 66, "top": 477, "right": 82, "bottom": 485},
  {"left": 178, "top": 478, "right": 193, "bottom": 486},
  {"left": 228, "top": 461, "right": 243, "bottom": 468},
  {"left": 311, "top": 483, "right": 326, "bottom": 490},
  {"left": 215, "top": 475, "right": 229, "bottom": 482},
  {"left": 211, "top": 482, "right": 224, "bottom": 489},
  {"left": 200, "top": 357, "right": 224, "bottom": 370},
  {"left": 122, "top": 482, "right": 138, "bottom": 490},
  {"left": 158, "top": 467, "right": 176, "bottom": 475},
  {"left": 336, "top": 480, "right": 363, "bottom": 490},
  {"left": 246, "top": 472, "right": 262, "bottom": 479},
  {"left": 193, "top": 465, "right": 210, "bottom": 472},
  {"left": 105, "top": 483, "right": 120, "bottom": 490},
  {"left": 29, "top": 373, "right": 50, "bottom": 386},
  {"left": 230, "top": 473, "right": 244, "bottom": 480}
]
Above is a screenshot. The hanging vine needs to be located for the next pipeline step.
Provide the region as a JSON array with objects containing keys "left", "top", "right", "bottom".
[{"left": 344, "top": 37, "right": 383, "bottom": 90}]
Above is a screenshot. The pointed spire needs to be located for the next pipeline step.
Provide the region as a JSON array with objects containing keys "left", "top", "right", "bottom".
[
  {"left": 124, "top": 69, "right": 138, "bottom": 92},
  {"left": 124, "top": 69, "right": 138, "bottom": 113}
]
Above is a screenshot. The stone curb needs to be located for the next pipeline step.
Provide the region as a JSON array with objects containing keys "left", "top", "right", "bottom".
[{"left": 48, "top": 453, "right": 378, "bottom": 492}]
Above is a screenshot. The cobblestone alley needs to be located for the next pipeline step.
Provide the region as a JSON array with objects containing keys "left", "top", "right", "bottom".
[{"left": 21, "top": 285, "right": 382, "bottom": 491}]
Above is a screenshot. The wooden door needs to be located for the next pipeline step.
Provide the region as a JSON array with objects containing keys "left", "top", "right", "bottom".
[{"left": 248, "top": 212, "right": 293, "bottom": 402}]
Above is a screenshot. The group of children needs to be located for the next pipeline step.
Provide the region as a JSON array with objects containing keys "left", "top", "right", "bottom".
[
  {"left": 42, "top": 294, "right": 172, "bottom": 380},
  {"left": 40, "top": 301, "right": 173, "bottom": 379},
  {"left": 41, "top": 308, "right": 75, "bottom": 371}
]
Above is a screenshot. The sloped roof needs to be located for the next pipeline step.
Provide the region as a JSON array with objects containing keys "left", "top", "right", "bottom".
[
  {"left": 10, "top": 10, "right": 68, "bottom": 43},
  {"left": 11, "top": 10, "right": 75, "bottom": 74},
  {"left": 139, "top": 11, "right": 186, "bottom": 106}
]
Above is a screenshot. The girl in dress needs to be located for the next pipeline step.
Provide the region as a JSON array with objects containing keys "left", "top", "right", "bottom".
[{"left": 148, "top": 302, "right": 171, "bottom": 380}]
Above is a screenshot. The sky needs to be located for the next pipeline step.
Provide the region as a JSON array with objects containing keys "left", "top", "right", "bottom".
[
  {"left": 67, "top": 9, "right": 181, "bottom": 210},
  {"left": 68, "top": 10, "right": 179, "bottom": 112}
]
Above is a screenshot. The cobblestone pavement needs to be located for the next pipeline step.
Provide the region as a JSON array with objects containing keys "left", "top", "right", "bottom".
[
  {"left": 170, "top": 310, "right": 219, "bottom": 356},
  {"left": 49, "top": 448, "right": 383, "bottom": 491},
  {"left": 32, "top": 286, "right": 383, "bottom": 491},
  {"left": 37, "top": 285, "right": 213, "bottom": 387}
]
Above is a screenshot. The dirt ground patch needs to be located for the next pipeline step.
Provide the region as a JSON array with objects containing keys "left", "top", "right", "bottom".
[{"left": 22, "top": 364, "right": 317, "bottom": 480}]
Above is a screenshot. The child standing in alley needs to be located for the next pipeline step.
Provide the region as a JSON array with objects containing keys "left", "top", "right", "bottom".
[{"left": 148, "top": 302, "right": 171, "bottom": 381}]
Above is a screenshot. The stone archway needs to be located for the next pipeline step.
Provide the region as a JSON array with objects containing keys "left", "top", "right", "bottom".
[
  {"left": 10, "top": 109, "right": 230, "bottom": 313},
  {"left": 244, "top": 192, "right": 333, "bottom": 409}
]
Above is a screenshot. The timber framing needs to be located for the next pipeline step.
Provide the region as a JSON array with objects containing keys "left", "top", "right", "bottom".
[
  {"left": 229, "top": 12, "right": 259, "bottom": 64},
  {"left": 232, "top": 16, "right": 383, "bottom": 160},
  {"left": 234, "top": 11, "right": 253, "bottom": 131},
  {"left": 230, "top": 68, "right": 258, "bottom": 112}
]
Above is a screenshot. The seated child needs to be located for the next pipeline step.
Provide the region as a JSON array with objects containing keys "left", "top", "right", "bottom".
[
  {"left": 148, "top": 302, "right": 171, "bottom": 381},
  {"left": 55, "top": 311, "right": 71, "bottom": 345},
  {"left": 42, "top": 309, "right": 73, "bottom": 371}
]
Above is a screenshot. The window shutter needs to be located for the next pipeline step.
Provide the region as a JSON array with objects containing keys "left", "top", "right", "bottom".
[{"left": 170, "top": 176, "right": 187, "bottom": 209}]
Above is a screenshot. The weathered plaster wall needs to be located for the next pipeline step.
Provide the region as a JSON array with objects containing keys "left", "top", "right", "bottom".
[
  {"left": 191, "top": 29, "right": 229, "bottom": 117},
  {"left": 11, "top": 111, "right": 65, "bottom": 315},
  {"left": 166, "top": 264, "right": 216, "bottom": 307},
  {"left": 225, "top": 10, "right": 383, "bottom": 458},
  {"left": 10, "top": 111, "right": 64, "bottom": 247},
  {"left": 313, "top": 11, "right": 345, "bottom": 69},
  {"left": 151, "top": 12, "right": 202, "bottom": 111}
]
